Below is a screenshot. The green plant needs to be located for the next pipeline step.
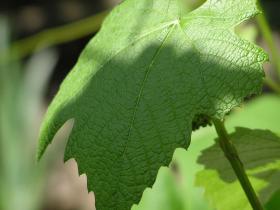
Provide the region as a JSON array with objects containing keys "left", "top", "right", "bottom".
[
  {"left": 37, "top": 0, "right": 280, "bottom": 210},
  {"left": 0, "top": 17, "right": 57, "bottom": 210}
]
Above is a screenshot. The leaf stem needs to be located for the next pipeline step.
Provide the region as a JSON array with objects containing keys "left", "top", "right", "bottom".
[
  {"left": 212, "top": 118, "right": 264, "bottom": 210},
  {"left": 264, "top": 78, "right": 280, "bottom": 95},
  {"left": 257, "top": 6, "right": 280, "bottom": 79},
  {"left": 2, "top": 10, "right": 108, "bottom": 59}
]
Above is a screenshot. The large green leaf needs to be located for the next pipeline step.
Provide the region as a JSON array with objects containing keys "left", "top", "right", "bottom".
[
  {"left": 37, "top": 0, "right": 267, "bottom": 209},
  {"left": 196, "top": 127, "right": 280, "bottom": 210}
]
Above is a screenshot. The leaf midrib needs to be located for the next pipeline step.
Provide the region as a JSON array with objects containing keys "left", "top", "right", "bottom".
[
  {"left": 121, "top": 24, "right": 177, "bottom": 156},
  {"left": 109, "top": 21, "right": 179, "bottom": 207},
  {"left": 51, "top": 20, "right": 181, "bottom": 128}
]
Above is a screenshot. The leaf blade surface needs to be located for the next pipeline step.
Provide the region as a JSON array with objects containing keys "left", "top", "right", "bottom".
[{"left": 38, "top": 0, "right": 268, "bottom": 209}]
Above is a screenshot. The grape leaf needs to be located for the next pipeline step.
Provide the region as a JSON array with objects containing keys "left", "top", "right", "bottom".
[
  {"left": 37, "top": 0, "right": 268, "bottom": 209},
  {"left": 196, "top": 127, "right": 280, "bottom": 210}
]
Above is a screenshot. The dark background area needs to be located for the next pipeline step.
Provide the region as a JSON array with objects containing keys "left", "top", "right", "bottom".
[{"left": 1, "top": 0, "right": 120, "bottom": 101}]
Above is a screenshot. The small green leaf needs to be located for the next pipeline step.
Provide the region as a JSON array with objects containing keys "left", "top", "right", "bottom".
[
  {"left": 266, "top": 190, "right": 280, "bottom": 210},
  {"left": 146, "top": 95, "right": 280, "bottom": 210},
  {"left": 196, "top": 127, "right": 280, "bottom": 210},
  {"left": 37, "top": 0, "right": 267, "bottom": 209}
]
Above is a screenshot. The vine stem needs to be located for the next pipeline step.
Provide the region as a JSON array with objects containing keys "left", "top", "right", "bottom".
[
  {"left": 212, "top": 118, "right": 264, "bottom": 210},
  {"left": 2, "top": 10, "right": 108, "bottom": 59},
  {"left": 257, "top": 11, "right": 280, "bottom": 78},
  {"left": 264, "top": 78, "right": 280, "bottom": 95}
]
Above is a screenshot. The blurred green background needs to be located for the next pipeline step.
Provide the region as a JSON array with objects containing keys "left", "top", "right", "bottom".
[{"left": 0, "top": 0, "right": 280, "bottom": 210}]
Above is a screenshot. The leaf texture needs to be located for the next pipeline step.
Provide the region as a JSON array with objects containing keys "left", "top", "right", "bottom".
[{"left": 37, "top": 0, "right": 268, "bottom": 209}]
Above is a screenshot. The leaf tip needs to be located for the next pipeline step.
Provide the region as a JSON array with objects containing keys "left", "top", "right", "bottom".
[{"left": 36, "top": 105, "right": 71, "bottom": 162}]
